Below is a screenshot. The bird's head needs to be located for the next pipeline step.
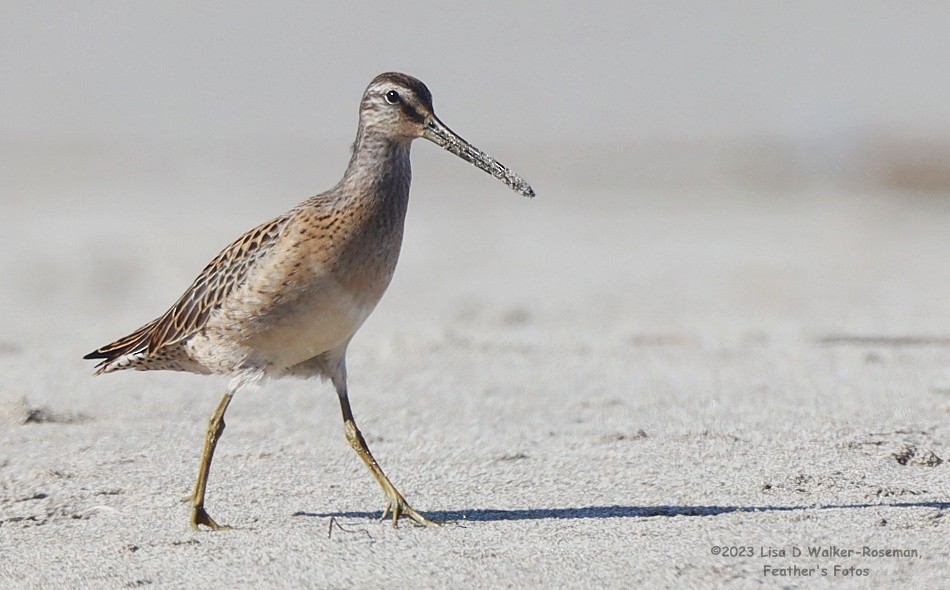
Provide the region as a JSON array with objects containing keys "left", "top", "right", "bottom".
[{"left": 358, "top": 72, "right": 535, "bottom": 198}]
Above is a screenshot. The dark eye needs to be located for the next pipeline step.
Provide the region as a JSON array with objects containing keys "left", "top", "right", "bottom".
[{"left": 385, "top": 90, "right": 401, "bottom": 104}]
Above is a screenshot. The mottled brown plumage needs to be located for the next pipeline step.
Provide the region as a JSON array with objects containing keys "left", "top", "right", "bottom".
[{"left": 84, "top": 72, "right": 534, "bottom": 530}]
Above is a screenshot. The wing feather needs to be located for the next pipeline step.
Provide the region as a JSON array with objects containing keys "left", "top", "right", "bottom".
[
  {"left": 146, "top": 215, "right": 289, "bottom": 353},
  {"left": 84, "top": 214, "right": 290, "bottom": 367}
]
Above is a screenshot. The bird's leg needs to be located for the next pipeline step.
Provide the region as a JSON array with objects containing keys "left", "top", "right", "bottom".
[
  {"left": 335, "top": 381, "right": 441, "bottom": 528},
  {"left": 189, "top": 390, "right": 234, "bottom": 531}
]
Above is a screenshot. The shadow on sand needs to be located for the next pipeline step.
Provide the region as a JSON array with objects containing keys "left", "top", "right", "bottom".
[{"left": 293, "top": 501, "right": 948, "bottom": 523}]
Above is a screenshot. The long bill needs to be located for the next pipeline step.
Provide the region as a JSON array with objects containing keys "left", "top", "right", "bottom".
[{"left": 423, "top": 116, "right": 535, "bottom": 198}]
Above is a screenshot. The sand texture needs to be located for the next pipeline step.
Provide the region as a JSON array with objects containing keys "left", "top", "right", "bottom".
[{"left": 0, "top": 165, "right": 947, "bottom": 589}]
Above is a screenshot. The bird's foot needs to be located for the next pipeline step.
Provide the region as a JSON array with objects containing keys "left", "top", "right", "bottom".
[
  {"left": 190, "top": 506, "right": 232, "bottom": 531},
  {"left": 380, "top": 491, "right": 442, "bottom": 528}
]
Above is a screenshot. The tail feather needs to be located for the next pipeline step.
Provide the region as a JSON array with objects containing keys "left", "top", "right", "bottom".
[{"left": 84, "top": 318, "right": 161, "bottom": 371}]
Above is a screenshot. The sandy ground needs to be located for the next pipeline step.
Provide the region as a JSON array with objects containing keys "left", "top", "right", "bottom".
[{"left": 0, "top": 148, "right": 948, "bottom": 588}]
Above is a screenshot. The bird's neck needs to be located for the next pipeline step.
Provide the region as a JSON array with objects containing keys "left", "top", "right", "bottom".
[{"left": 341, "top": 126, "right": 413, "bottom": 211}]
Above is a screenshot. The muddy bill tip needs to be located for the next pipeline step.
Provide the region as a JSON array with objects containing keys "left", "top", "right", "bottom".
[
  {"left": 474, "top": 158, "right": 535, "bottom": 198},
  {"left": 510, "top": 175, "right": 536, "bottom": 199}
]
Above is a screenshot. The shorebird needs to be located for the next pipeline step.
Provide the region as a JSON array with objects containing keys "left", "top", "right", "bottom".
[{"left": 84, "top": 72, "right": 534, "bottom": 530}]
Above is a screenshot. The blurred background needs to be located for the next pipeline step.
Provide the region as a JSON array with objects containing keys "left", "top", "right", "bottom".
[
  {"left": 1, "top": 2, "right": 948, "bottom": 349},
  {"left": 4, "top": 2, "right": 950, "bottom": 193}
]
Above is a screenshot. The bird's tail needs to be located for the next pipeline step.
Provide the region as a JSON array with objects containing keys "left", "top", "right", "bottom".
[{"left": 83, "top": 318, "right": 160, "bottom": 374}]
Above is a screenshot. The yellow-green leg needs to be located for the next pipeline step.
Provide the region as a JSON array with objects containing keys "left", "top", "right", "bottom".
[
  {"left": 189, "top": 390, "right": 234, "bottom": 531},
  {"left": 337, "top": 389, "right": 441, "bottom": 527}
]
